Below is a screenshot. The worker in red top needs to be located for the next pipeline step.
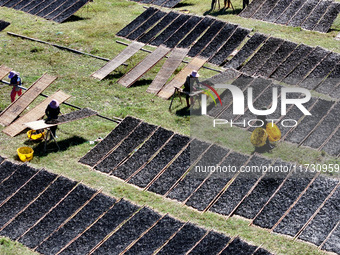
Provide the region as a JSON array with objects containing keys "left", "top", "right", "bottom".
[{"left": 8, "top": 71, "right": 22, "bottom": 102}]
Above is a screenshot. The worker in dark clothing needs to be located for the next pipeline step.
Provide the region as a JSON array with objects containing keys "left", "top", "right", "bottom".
[
  {"left": 8, "top": 71, "right": 22, "bottom": 102},
  {"left": 243, "top": 0, "right": 249, "bottom": 9},
  {"left": 256, "top": 107, "right": 274, "bottom": 150},
  {"left": 183, "top": 70, "right": 200, "bottom": 108},
  {"left": 256, "top": 114, "right": 267, "bottom": 127},
  {"left": 224, "top": 0, "right": 232, "bottom": 9},
  {"left": 211, "top": 0, "right": 217, "bottom": 10},
  {"left": 45, "top": 99, "right": 61, "bottom": 139}
]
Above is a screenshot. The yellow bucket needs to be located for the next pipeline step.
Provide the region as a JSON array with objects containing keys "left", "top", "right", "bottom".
[
  {"left": 251, "top": 128, "right": 268, "bottom": 147},
  {"left": 17, "top": 147, "right": 34, "bottom": 162},
  {"left": 27, "top": 130, "right": 45, "bottom": 140},
  {"left": 266, "top": 123, "right": 281, "bottom": 142}
]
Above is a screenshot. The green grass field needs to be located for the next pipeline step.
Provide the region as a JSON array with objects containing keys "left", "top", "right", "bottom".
[{"left": 0, "top": 0, "right": 339, "bottom": 254}]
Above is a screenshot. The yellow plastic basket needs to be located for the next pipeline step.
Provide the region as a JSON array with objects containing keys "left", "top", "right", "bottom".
[
  {"left": 266, "top": 123, "right": 281, "bottom": 142},
  {"left": 251, "top": 128, "right": 268, "bottom": 147},
  {"left": 27, "top": 130, "right": 45, "bottom": 140},
  {"left": 17, "top": 147, "right": 34, "bottom": 162}
]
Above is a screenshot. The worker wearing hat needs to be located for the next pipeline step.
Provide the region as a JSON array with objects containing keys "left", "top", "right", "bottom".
[
  {"left": 45, "top": 99, "right": 61, "bottom": 139},
  {"left": 183, "top": 70, "right": 200, "bottom": 108},
  {"left": 8, "top": 71, "right": 22, "bottom": 102}
]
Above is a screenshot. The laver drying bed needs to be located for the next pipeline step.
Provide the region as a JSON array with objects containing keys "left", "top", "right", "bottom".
[
  {"left": 80, "top": 116, "right": 340, "bottom": 254},
  {"left": 0, "top": 0, "right": 92, "bottom": 23},
  {"left": 0, "top": 158, "right": 273, "bottom": 255},
  {"left": 240, "top": 0, "right": 340, "bottom": 33}
]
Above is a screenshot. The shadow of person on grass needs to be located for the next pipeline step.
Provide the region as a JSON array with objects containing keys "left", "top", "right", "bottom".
[
  {"left": 175, "top": 107, "right": 191, "bottom": 116},
  {"left": 174, "top": 105, "right": 202, "bottom": 117},
  {"left": 174, "top": 3, "right": 195, "bottom": 8},
  {"left": 63, "top": 15, "right": 90, "bottom": 23},
  {"left": 31, "top": 136, "right": 87, "bottom": 157},
  {"left": 251, "top": 146, "right": 272, "bottom": 154},
  {"left": 204, "top": 7, "right": 242, "bottom": 16},
  {"left": 130, "top": 79, "right": 153, "bottom": 88},
  {"left": 105, "top": 72, "right": 125, "bottom": 81}
]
